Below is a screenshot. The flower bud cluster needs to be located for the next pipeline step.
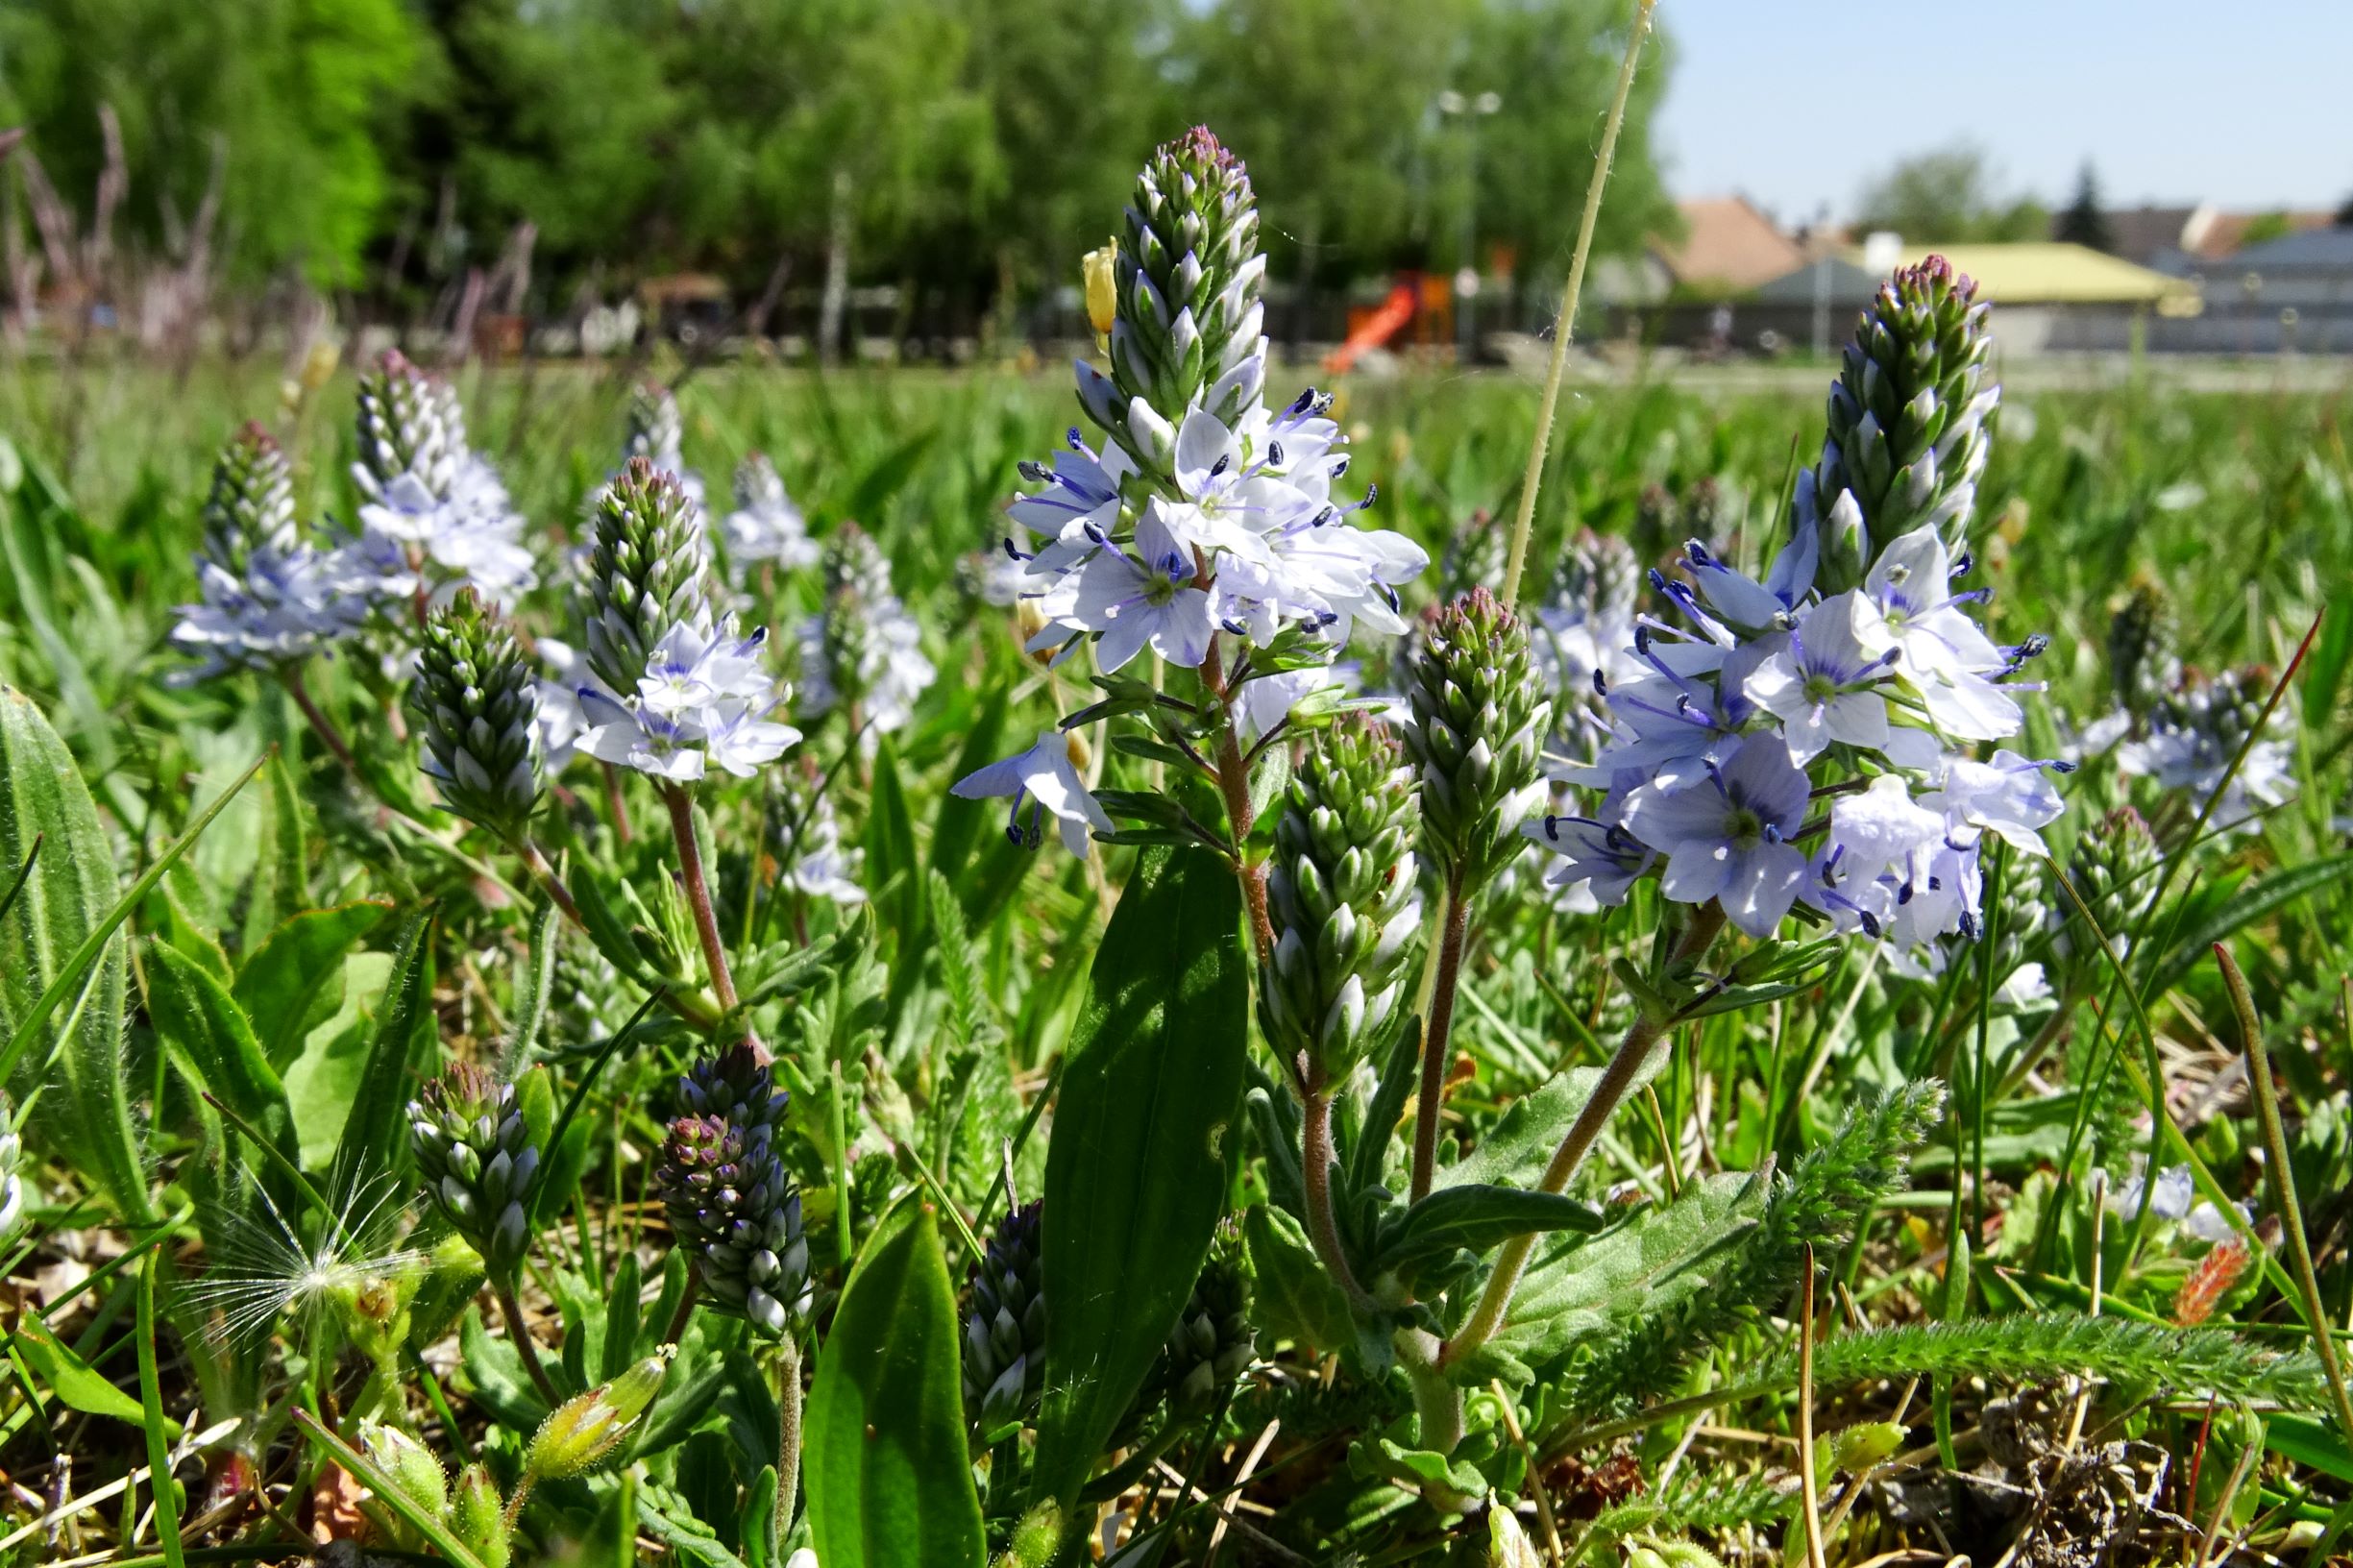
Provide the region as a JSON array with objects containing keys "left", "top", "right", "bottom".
[
  {"left": 1799, "top": 257, "right": 1998, "bottom": 593},
  {"left": 1405, "top": 588, "right": 1552, "bottom": 895},
  {"left": 342, "top": 351, "right": 536, "bottom": 604},
  {"left": 2116, "top": 664, "right": 2295, "bottom": 831},
  {"left": 411, "top": 591, "right": 543, "bottom": 841},
  {"left": 569, "top": 458, "right": 798, "bottom": 782},
  {"left": 1527, "top": 254, "right": 2066, "bottom": 945},
  {"left": 1262, "top": 716, "right": 1422, "bottom": 1082},
  {"left": 655, "top": 1046, "right": 808, "bottom": 1335},
  {"left": 961, "top": 1200, "right": 1045, "bottom": 1435},
  {"left": 409, "top": 1062, "right": 540, "bottom": 1280},
  {"left": 962, "top": 131, "right": 1427, "bottom": 850},
  {"left": 170, "top": 426, "right": 368, "bottom": 679},
  {"left": 797, "top": 524, "right": 933, "bottom": 739},
  {"left": 1153, "top": 1247, "right": 1255, "bottom": 1417}
]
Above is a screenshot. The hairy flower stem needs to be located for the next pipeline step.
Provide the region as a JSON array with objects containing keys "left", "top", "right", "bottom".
[
  {"left": 773, "top": 1335, "right": 803, "bottom": 1563},
  {"left": 1398, "top": 1329, "right": 1464, "bottom": 1459},
  {"left": 1198, "top": 634, "right": 1275, "bottom": 966},
  {"left": 495, "top": 1277, "right": 564, "bottom": 1409},
  {"left": 517, "top": 840, "right": 586, "bottom": 928},
  {"left": 1409, "top": 869, "right": 1471, "bottom": 1202},
  {"left": 663, "top": 782, "right": 764, "bottom": 1062},
  {"left": 281, "top": 665, "right": 357, "bottom": 773},
  {"left": 1443, "top": 902, "right": 1726, "bottom": 1369},
  {"left": 1302, "top": 1083, "right": 1373, "bottom": 1312},
  {"left": 2217, "top": 943, "right": 2353, "bottom": 1437},
  {"left": 1500, "top": 0, "right": 1655, "bottom": 605}
]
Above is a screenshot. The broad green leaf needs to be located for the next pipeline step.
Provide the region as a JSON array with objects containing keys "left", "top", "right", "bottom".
[
  {"left": 328, "top": 907, "right": 437, "bottom": 1215},
  {"left": 0, "top": 685, "right": 148, "bottom": 1221},
  {"left": 2267, "top": 1413, "right": 2353, "bottom": 1483},
  {"left": 1498, "top": 1171, "right": 1766, "bottom": 1368},
  {"left": 1243, "top": 1203, "right": 1354, "bottom": 1359},
  {"left": 805, "top": 1194, "right": 983, "bottom": 1568},
  {"left": 1033, "top": 846, "right": 1248, "bottom": 1513},
  {"left": 12, "top": 1311, "right": 158, "bottom": 1428},
  {"left": 233, "top": 899, "right": 393, "bottom": 1069},
  {"left": 282, "top": 952, "right": 392, "bottom": 1169},
  {"left": 1433, "top": 1046, "right": 1667, "bottom": 1193},
  {"left": 1376, "top": 1184, "right": 1605, "bottom": 1272}
]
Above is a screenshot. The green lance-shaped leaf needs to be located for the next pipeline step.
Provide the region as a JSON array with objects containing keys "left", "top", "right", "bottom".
[
  {"left": 0, "top": 685, "right": 149, "bottom": 1222},
  {"left": 806, "top": 1193, "right": 984, "bottom": 1568},
  {"left": 233, "top": 898, "right": 394, "bottom": 1070},
  {"left": 329, "top": 906, "right": 438, "bottom": 1222},
  {"left": 1031, "top": 846, "right": 1248, "bottom": 1514}
]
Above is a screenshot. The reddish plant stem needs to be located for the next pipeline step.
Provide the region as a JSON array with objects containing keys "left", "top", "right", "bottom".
[
  {"left": 662, "top": 782, "right": 765, "bottom": 1062},
  {"left": 602, "top": 761, "right": 635, "bottom": 845},
  {"left": 280, "top": 666, "right": 356, "bottom": 773},
  {"left": 518, "top": 839, "right": 586, "bottom": 928},
  {"left": 1409, "top": 868, "right": 1471, "bottom": 1202},
  {"left": 1197, "top": 633, "right": 1275, "bottom": 966},
  {"left": 1301, "top": 1081, "right": 1373, "bottom": 1312}
]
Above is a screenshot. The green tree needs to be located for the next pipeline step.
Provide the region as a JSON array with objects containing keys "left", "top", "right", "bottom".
[
  {"left": 1853, "top": 143, "right": 2046, "bottom": 245},
  {"left": 2054, "top": 160, "right": 2113, "bottom": 252},
  {"left": 0, "top": 0, "right": 421, "bottom": 288}
]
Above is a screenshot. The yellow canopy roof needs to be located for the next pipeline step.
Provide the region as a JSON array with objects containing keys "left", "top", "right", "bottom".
[{"left": 1855, "top": 242, "right": 2198, "bottom": 309}]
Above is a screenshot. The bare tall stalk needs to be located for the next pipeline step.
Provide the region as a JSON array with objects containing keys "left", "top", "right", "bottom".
[{"left": 1499, "top": 0, "right": 1657, "bottom": 606}]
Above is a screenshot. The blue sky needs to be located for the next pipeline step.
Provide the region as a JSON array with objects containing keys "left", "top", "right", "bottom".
[{"left": 1654, "top": 0, "right": 2352, "bottom": 223}]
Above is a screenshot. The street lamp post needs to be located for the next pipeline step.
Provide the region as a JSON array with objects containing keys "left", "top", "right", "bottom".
[{"left": 1437, "top": 89, "right": 1502, "bottom": 365}]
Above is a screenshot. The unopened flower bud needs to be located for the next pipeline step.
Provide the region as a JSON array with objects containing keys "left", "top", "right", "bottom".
[
  {"left": 411, "top": 591, "right": 543, "bottom": 842},
  {"left": 451, "top": 1463, "right": 511, "bottom": 1568},
  {"left": 1262, "top": 715, "right": 1421, "bottom": 1082},
  {"left": 962, "top": 1201, "right": 1045, "bottom": 1437},
  {"left": 408, "top": 1063, "right": 541, "bottom": 1281},
  {"left": 361, "top": 1420, "right": 448, "bottom": 1520},
  {"left": 1082, "top": 239, "right": 1119, "bottom": 340},
  {"left": 1404, "top": 589, "right": 1551, "bottom": 894},
  {"left": 526, "top": 1347, "right": 674, "bottom": 1480},
  {"left": 200, "top": 424, "right": 299, "bottom": 569},
  {"left": 355, "top": 350, "right": 466, "bottom": 504},
  {"left": 584, "top": 457, "right": 713, "bottom": 694}
]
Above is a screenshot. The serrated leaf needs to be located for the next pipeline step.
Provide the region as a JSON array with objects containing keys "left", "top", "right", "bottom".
[
  {"left": 1033, "top": 846, "right": 1248, "bottom": 1513},
  {"left": 233, "top": 899, "right": 393, "bottom": 1070},
  {"left": 805, "top": 1193, "right": 983, "bottom": 1568},
  {"left": 1243, "top": 1203, "right": 1354, "bottom": 1358},
  {"left": 0, "top": 686, "right": 152, "bottom": 1221},
  {"left": 1498, "top": 1171, "right": 1766, "bottom": 1367}
]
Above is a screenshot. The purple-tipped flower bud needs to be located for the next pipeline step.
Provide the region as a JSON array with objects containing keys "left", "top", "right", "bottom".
[
  {"left": 408, "top": 1063, "right": 540, "bottom": 1280},
  {"left": 961, "top": 1200, "right": 1045, "bottom": 1438}
]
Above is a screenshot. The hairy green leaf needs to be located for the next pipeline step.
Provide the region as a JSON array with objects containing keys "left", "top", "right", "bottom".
[
  {"left": 233, "top": 898, "right": 393, "bottom": 1070},
  {"left": 328, "top": 906, "right": 437, "bottom": 1219}
]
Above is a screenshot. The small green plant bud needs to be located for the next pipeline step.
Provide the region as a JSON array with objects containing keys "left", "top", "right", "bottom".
[
  {"left": 355, "top": 349, "right": 466, "bottom": 503},
  {"left": 961, "top": 1200, "right": 1045, "bottom": 1436},
  {"left": 1825, "top": 1419, "right": 1907, "bottom": 1480},
  {"left": 1099, "top": 127, "right": 1266, "bottom": 462},
  {"left": 655, "top": 1113, "right": 810, "bottom": 1335},
  {"left": 408, "top": 1062, "right": 540, "bottom": 1281},
  {"left": 1487, "top": 1507, "right": 1543, "bottom": 1568},
  {"left": 1262, "top": 714, "right": 1422, "bottom": 1082},
  {"left": 1005, "top": 1501, "right": 1065, "bottom": 1568},
  {"left": 2106, "top": 577, "right": 2177, "bottom": 717},
  {"left": 1437, "top": 509, "right": 1508, "bottom": 602},
  {"left": 526, "top": 1346, "right": 674, "bottom": 1480},
  {"left": 450, "top": 1463, "right": 511, "bottom": 1568},
  {"left": 199, "top": 423, "right": 299, "bottom": 569},
  {"left": 583, "top": 456, "right": 713, "bottom": 694},
  {"left": 1802, "top": 255, "right": 1998, "bottom": 592},
  {"left": 1403, "top": 589, "right": 1552, "bottom": 895},
  {"left": 360, "top": 1420, "right": 448, "bottom": 1523},
  {"left": 2064, "top": 805, "right": 2159, "bottom": 943},
  {"left": 1156, "top": 1247, "right": 1255, "bottom": 1417},
  {"left": 410, "top": 591, "right": 543, "bottom": 842}
]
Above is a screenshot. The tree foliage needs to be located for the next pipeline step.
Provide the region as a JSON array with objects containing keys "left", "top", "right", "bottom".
[
  {"left": 1852, "top": 142, "right": 2048, "bottom": 246},
  {"left": 0, "top": 0, "right": 1676, "bottom": 313}
]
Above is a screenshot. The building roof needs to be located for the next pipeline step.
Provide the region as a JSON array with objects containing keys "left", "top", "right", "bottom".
[
  {"left": 1654, "top": 197, "right": 1804, "bottom": 294},
  {"left": 2068, "top": 205, "right": 2204, "bottom": 266},
  {"left": 1752, "top": 243, "right": 2200, "bottom": 312},
  {"left": 2224, "top": 225, "right": 2353, "bottom": 273},
  {"left": 2185, "top": 209, "right": 2334, "bottom": 260}
]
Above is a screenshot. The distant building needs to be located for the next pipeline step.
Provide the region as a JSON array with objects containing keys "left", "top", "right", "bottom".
[
  {"left": 2166, "top": 226, "right": 2353, "bottom": 354},
  {"left": 1749, "top": 242, "right": 2197, "bottom": 355},
  {"left": 1591, "top": 196, "right": 1803, "bottom": 306}
]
